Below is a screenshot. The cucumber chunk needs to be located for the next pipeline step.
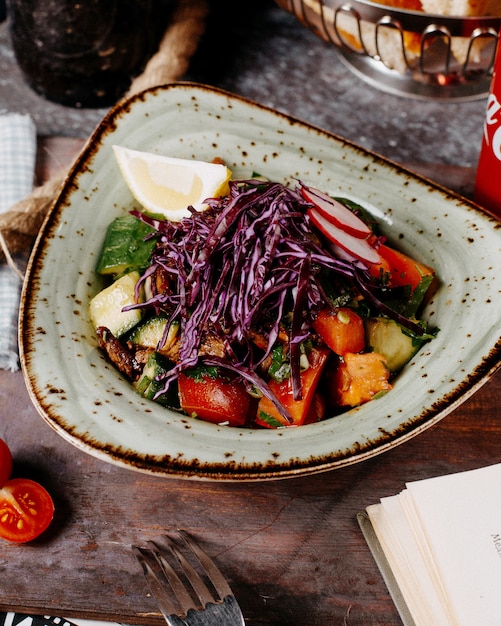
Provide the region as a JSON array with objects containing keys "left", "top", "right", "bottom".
[
  {"left": 366, "top": 317, "right": 423, "bottom": 373},
  {"left": 89, "top": 271, "right": 143, "bottom": 337},
  {"left": 134, "top": 352, "right": 178, "bottom": 406},
  {"left": 96, "top": 214, "right": 156, "bottom": 275},
  {"left": 129, "top": 316, "right": 180, "bottom": 352},
  {"left": 129, "top": 316, "right": 168, "bottom": 348}
]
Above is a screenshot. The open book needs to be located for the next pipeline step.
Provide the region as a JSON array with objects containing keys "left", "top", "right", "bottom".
[{"left": 358, "top": 463, "right": 501, "bottom": 626}]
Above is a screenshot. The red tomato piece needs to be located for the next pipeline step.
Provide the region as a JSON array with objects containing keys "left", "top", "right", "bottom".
[
  {"left": 0, "top": 439, "right": 13, "bottom": 487},
  {"left": 303, "top": 391, "right": 327, "bottom": 426},
  {"left": 370, "top": 244, "right": 434, "bottom": 291},
  {"left": 256, "top": 348, "right": 329, "bottom": 428},
  {"left": 312, "top": 307, "right": 365, "bottom": 356},
  {"left": 178, "top": 373, "right": 251, "bottom": 427},
  {"left": 0, "top": 478, "right": 55, "bottom": 543}
]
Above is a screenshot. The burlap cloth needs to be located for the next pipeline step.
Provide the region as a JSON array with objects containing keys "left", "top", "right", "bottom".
[{"left": 0, "top": 0, "right": 209, "bottom": 274}]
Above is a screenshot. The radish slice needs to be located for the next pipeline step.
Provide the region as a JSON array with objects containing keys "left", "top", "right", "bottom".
[
  {"left": 301, "top": 185, "right": 371, "bottom": 239},
  {"left": 328, "top": 242, "right": 360, "bottom": 265},
  {"left": 308, "top": 208, "right": 381, "bottom": 266}
]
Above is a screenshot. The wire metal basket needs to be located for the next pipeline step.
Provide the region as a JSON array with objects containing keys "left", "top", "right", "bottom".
[{"left": 276, "top": 0, "right": 501, "bottom": 100}]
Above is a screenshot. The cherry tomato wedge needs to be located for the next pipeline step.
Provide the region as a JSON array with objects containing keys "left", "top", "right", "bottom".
[
  {"left": 370, "top": 244, "right": 434, "bottom": 291},
  {"left": 0, "top": 478, "right": 55, "bottom": 543},
  {"left": 256, "top": 348, "right": 329, "bottom": 428},
  {"left": 178, "top": 372, "right": 251, "bottom": 427},
  {"left": 0, "top": 439, "right": 13, "bottom": 487}
]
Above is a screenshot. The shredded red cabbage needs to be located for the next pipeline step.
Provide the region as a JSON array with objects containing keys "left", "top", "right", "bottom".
[{"left": 128, "top": 180, "right": 423, "bottom": 418}]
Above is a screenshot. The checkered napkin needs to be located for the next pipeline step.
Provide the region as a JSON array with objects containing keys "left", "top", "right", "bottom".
[{"left": 0, "top": 113, "right": 36, "bottom": 371}]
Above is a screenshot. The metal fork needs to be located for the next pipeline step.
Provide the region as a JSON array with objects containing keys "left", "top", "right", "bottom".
[{"left": 133, "top": 530, "right": 245, "bottom": 626}]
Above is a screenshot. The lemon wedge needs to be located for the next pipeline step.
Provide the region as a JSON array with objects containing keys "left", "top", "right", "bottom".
[{"left": 113, "top": 146, "right": 232, "bottom": 221}]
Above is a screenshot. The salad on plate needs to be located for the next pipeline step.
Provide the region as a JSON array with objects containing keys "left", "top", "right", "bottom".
[{"left": 89, "top": 148, "right": 437, "bottom": 429}]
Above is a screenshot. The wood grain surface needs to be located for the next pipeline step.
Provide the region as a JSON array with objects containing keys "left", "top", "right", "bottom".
[
  {"left": 0, "top": 137, "right": 497, "bottom": 626},
  {"left": 1, "top": 367, "right": 500, "bottom": 626}
]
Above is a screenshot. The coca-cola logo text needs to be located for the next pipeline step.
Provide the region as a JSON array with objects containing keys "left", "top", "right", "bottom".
[{"left": 483, "top": 93, "right": 501, "bottom": 161}]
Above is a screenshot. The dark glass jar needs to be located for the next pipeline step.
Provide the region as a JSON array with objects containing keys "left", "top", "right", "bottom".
[{"left": 7, "top": 0, "right": 156, "bottom": 108}]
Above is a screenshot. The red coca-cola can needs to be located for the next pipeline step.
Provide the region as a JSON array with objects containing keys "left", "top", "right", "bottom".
[{"left": 474, "top": 41, "right": 501, "bottom": 217}]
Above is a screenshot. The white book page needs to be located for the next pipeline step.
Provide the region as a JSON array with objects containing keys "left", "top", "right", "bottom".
[
  {"left": 398, "top": 490, "right": 460, "bottom": 625},
  {"left": 369, "top": 495, "right": 452, "bottom": 626},
  {"left": 405, "top": 463, "right": 501, "bottom": 626}
]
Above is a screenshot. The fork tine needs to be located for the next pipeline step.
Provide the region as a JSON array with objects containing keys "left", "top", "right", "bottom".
[
  {"left": 161, "top": 535, "right": 216, "bottom": 608},
  {"left": 134, "top": 531, "right": 236, "bottom": 623},
  {"left": 178, "top": 530, "right": 233, "bottom": 600},
  {"left": 147, "top": 540, "right": 198, "bottom": 614},
  {"left": 133, "top": 545, "right": 182, "bottom": 619}
]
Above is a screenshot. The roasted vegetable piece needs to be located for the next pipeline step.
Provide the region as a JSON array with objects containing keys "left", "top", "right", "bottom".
[
  {"left": 313, "top": 307, "right": 365, "bottom": 356},
  {"left": 96, "top": 327, "right": 145, "bottom": 380},
  {"left": 330, "top": 352, "right": 392, "bottom": 407},
  {"left": 256, "top": 347, "right": 329, "bottom": 428}
]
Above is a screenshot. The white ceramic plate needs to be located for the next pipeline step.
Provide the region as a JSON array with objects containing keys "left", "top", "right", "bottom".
[{"left": 20, "top": 83, "right": 501, "bottom": 481}]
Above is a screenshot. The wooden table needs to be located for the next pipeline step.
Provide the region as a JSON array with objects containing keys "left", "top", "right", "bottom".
[{"left": 0, "top": 137, "right": 499, "bottom": 626}]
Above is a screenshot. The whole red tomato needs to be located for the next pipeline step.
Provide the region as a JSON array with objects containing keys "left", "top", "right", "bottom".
[{"left": 0, "top": 438, "right": 13, "bottom": 487}]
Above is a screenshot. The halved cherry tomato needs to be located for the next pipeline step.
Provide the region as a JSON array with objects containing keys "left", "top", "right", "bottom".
[
  {"left": 313, "top": 307, "right": 365, "bottom": 356},
  {"left": 178, "top": 372, "right": 251, "bottom": 427},
  {"left": 0, "top": 478, "right": 55, "bottom": 543},
  {"left": 0, "top": 439, "right": 13, "bottom": 487}
]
